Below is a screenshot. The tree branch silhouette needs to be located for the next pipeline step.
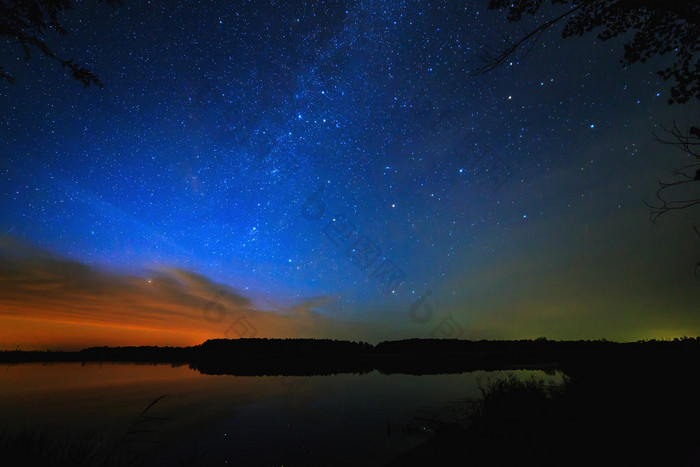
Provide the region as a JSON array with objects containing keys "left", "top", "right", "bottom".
[
  {"left": 644, "top": 123, "right": 700, "bottom": 274},
  {"left": 471, "top": 4, "right": 583, "bottom": 76},
  {"left": 694, "top": 223, "right": 700, "bottom": 275},
  {"left": 0, "top": 0, "right": 122, "bottom": 88},
  {"left": 645, "top": 123, "right": 700, "bottom": 222},
  {"left": 478, "top": 0, "right": 700, "bottom": 104}
]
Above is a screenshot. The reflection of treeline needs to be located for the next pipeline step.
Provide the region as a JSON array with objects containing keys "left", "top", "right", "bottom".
[
  {"left": 1, "top": 337, "right": 699, "bottom": 376},
  {"left": 375, "top": 337, "right": 700, "bottom": 374},
  {"left": 0, "top": 346, "right": 193, "bottom": 364}
]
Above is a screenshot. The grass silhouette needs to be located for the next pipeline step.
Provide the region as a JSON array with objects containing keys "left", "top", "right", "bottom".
[
  {"left": 388, "top": 367, "right": 700, "bottom": 466},
  {"left": 0, "top": 395, "right": 168, "bottom": 467},
  {"left": 472, "top": 373, "right": 564, "bottom": 435}
]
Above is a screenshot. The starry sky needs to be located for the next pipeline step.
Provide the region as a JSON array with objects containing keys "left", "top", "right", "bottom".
[{"left": 1, "top": 1, "right": 698, "bottom": 350}]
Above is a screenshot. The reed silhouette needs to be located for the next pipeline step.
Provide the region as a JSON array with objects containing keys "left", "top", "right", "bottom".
[
  {"left": 0, "top": 395, "right": 168, "bottom": 467},
  {"left": 388, "top": 356, "right": 700, "bottom": 466}
]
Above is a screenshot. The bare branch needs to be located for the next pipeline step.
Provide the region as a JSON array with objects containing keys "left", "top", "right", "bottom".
[
  {"left": 470, "top": 5, "right": 583, "bottom": 76},
  {"left": 1, "top": 1, "right": 121, "bottom": 87},
  {"left": 647, "top": 124, "right": 700, "bottom": 224},
  {"left": 694, "top": 224, "right": 700, "bottom": 276}
]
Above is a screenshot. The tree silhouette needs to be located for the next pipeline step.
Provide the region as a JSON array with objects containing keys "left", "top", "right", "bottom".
[
  {"left": 1, "top": 0, "right": 121, "bottom": 88},
  {"left": 646, "top": 124, "right": 700, "bottom": 221},
  {"left": 476, "top": 0, "right": 700, "bottom": 105},
  {"left": 479, "top": 1, "right": 699, "bottom": 273},
  {"left": 645, "top": 123, "right": 700, "bottom": 274}
]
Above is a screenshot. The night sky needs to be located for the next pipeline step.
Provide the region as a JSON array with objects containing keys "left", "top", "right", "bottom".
[{"left": 1, "top": 1, "right": 698, "bottom": 350}]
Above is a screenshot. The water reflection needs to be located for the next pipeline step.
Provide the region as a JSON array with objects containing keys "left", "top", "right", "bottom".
[{"left": 0, "top": 363, "right": 562, "bottom": 465}]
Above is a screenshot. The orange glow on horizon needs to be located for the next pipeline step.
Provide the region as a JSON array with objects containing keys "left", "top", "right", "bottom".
[{"left": 0, "top": 237, "right": 351, "bottom": 350}]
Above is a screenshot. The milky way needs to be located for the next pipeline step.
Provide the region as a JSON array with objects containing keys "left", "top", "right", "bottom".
[{"left": 1, "top": 1, "right": 698, "bottom": 347}]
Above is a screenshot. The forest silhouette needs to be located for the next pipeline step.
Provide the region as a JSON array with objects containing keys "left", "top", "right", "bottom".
[{"left": 2, "top": 337, "right": 699, "bottom": 376}]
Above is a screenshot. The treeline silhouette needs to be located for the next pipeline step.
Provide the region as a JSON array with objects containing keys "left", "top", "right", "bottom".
[
  {"left": 192, "top": 338, "right": 375, "bottom": 375},
  {"left": 1, "top": 337, "right": 699, "bottom": 376}
]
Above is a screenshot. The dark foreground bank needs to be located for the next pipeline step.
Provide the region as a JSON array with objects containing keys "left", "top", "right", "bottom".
[{"left": 386, "top": 357, "right": 700, "bottom": 467}]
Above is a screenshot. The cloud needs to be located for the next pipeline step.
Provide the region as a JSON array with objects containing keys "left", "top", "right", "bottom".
[{"left": 0, "top": 236, "right": 368, "bottom": 350}]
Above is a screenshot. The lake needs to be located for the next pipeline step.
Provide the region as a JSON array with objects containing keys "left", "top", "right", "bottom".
[{"left": 0, "top": 363, "right": 562, "bottom": 465}]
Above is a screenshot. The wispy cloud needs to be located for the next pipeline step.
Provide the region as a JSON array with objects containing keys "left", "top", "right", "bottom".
[{"left": 0, "top": 236, "right": 373, "bottom": 350}]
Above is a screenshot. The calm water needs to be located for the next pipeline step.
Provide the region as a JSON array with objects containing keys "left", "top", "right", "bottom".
[{"left": 0, "top": 363, "right": 561, "bottom": 465}]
